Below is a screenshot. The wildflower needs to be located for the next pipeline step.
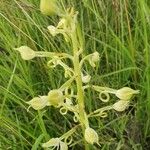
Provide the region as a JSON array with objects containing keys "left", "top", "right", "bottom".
[
  {"left": 48, "top": 89, "right": 64, "bottom": 106},
  {"left": 40, "top": 0, "right": 58, "bottom": 16},
  {"left": 27, "top": 96, "right": 50, "bottom": 110},
  {"left": 15, "top": 46, "right": 36, "bottom": 60},
  {"left": 42, "top": 138, "right": 68, "bottom": 150},
  {"left": 116, "top": 87, "right": 139, "bottom": 100},
  {"left": 84, "top": 127, "right": 99, "bottom": 144},
  {"left": 89, "top": 51, "right": 100, "bottom": 67},
  {"left": 113, "top": 100, "right": 129, "bottom": 112}
]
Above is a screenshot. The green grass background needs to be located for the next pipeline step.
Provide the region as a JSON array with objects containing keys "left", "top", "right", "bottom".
[{"left": 0, "top": 0, "right": 150, "bottom": 149}]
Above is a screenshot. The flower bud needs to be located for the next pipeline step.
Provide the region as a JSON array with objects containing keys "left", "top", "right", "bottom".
[
  {"left": 15, "top": 46, "right": 36, "bottom": 60},
  {"left": 84, "top": 127, "right": 99, "bottom": 144},
  {"left": 113, "top": 100, "right": 129, "bottom": 112},
  {"left": 116, "top": 87, "right": 139, "bottom": 100},
  {"left": 42, "top": 138, "right": 60, "bottom": 148},
  {"left": 48, "top": 90, "right": 64, "bottom": 106},
  {"left": 27, "top": 96, "right": 49, "bottom": 110},
  {"left": 40, "top": 0, "right": 58, "bottom": 16}
]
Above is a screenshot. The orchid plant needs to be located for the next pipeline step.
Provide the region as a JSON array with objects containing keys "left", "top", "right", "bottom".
[{"left": 15, "top": 1, "right": 139, "bottom": 149}]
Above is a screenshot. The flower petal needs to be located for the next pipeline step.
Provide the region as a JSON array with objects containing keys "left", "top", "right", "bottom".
[
  {"left": 26, "top": 96, "right": 49, "bottom": 110},
  {"left": 42, "top": 138, "right": 60, "bottom": 148}
]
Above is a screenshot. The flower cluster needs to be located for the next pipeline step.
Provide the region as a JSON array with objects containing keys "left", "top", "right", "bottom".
[{"left": 15, "top": 1, "right": 139, "bottom": 149}]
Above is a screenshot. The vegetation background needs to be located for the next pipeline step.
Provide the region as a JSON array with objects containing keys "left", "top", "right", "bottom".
[{"left": 0, "top": 0, "right": 150, "bottom": 149}]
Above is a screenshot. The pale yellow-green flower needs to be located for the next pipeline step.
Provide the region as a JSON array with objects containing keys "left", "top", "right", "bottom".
[
  {"left": 48, "top": 89, "right": 64, "bottom": 106},
  {"left": 15, "top": 46, "right": 36, "bottom": 60},
  {"left": 42, "top": 138, "right": 68, "bottom": 150},
  {"left": 40, "top": 0, "right": 58, "bottom": 16},
  {"left": 84, "top": 127, "right": 99, "bottom": 144},
  {"left": 89, "top": 51, "right": 100, "bottom": 67},
  {"left": 27, "top": 96, "right": 50, "bottom": 110},
  {"left": 116, "top": 87, "right": 139, "bottom": 100},
  {"left": 113, "top": 100, "right": 129, "bottom": 112}
]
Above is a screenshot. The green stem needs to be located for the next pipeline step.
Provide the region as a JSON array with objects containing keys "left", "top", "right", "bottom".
[{"left": 71, "top": 30, "right": 89, "bottom": 150}]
